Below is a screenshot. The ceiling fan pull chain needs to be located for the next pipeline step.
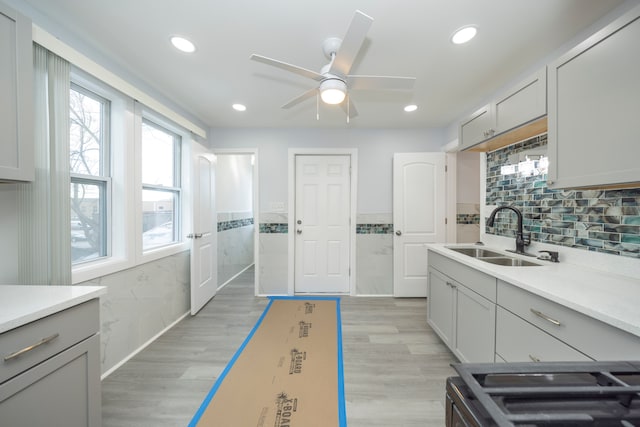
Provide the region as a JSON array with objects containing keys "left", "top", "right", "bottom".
[
  {"left": 346, "top": 94, "right": 350, "bottom": 124},
  {"left": 316, "top": 92, "right": 320, "bottom": 121}
]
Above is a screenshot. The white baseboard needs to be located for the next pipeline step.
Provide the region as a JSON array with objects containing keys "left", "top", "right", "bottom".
[{"left": 100, "top": 310, "right": 190, "bottom": 380}]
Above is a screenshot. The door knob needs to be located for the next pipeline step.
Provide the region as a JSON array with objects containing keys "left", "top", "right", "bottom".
[
  {"left": 297, "top": 229, "right": 302, "bottom": 234},
  {"left": 395, "top": 230, "right": 402, "bottom": 236}
]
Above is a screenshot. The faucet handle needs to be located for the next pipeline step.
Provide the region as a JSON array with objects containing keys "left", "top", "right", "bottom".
[
  {"left": 538, "top": 250, "right": 559, "bottom": 263},
  {"left": 523, "top": 232, "right": 531, "bottom": 246}
]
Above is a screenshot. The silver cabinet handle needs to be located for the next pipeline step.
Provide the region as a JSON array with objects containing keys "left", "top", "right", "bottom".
[
  {"left": 187, "top": 233, "right": 203, "bottom": 239},
  {"left": 530, "top": 308, "right": 561, "bottom": 326},
  {"left": 4, "top": 333, "right": 60, "bottom": 362},
  {"left": 529, "top": 354, "right": 541, "bottom": 362},
  {"left": 395, "top": 230, "right": 402, "bottom": 236}
]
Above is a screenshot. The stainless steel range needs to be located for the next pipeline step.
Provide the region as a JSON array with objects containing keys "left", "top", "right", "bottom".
[{"left": 446, "top": 361, "right": 640, "bottom": 426}]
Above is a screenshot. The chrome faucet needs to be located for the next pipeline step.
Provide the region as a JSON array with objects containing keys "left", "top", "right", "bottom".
[{"left": 487, "top": 205, "right": 530, "bottom": 255}]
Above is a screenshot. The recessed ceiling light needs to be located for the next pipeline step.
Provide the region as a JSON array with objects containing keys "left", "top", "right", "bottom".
[
  {"left": 404, "top": 104, "right": 418, "bottom": 112},
  {"left": 170, "top": 36, "right": 196, "bottom": 53},
  {"left": 451, "top": 26, "right": 477, "bottom": 44},
  {"left": 232, "top": 104, "right": 247, "bottom": 112}
]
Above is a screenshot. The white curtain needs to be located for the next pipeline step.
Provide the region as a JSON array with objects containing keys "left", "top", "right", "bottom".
[{"left": 17, "top": 44, "right": 71, "bottom": 285}]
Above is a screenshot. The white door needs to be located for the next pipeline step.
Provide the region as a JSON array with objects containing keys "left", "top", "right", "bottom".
[
  {"left": 393, "top": 153, "right": 446, "bottom": 297},
  {"left": 190, "top": 154, "right": 217, "bottom": 314},
  {"left": 294, "top": 155, "right": 351, "bottom": 293}
]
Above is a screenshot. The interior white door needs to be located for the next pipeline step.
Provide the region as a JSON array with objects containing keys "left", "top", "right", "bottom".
[
  {"left": 294, "top": 155, "right": 351, "bottom": 293},
  {"left": 190, "top": 154, "right": 217, "bottom": 314},
  {"left": 393, "top": 153, "right": 446, "bottom": 297}
]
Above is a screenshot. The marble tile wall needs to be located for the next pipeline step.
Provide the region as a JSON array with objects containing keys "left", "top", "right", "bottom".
[
  {"left": 457, "top": 203, "right": 480, "bottom": 243},
  {"left": 486, "top": 135, "right": 640, "bottom": 258},
  {"left": 258, "top": 212, "right": 394, "bottom": 295},
  {"left": 217, "top": 213, "right": 254, "bottom": 286},
  {"left": 79, "top": 251, "right": 190, "bottom": 375}
]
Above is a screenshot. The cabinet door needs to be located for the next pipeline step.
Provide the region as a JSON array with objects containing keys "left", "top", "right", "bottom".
[
  {"left": 0, "top": 335, "right": 101, "bottom": 427},
  {"left": 427, "top": 268, "right": 455, "bottom": 347},
  {"left": 0, "top": 2, "right": 33, "bottom": 182},
  {"left": 454, "top": 285, "right": 496, "bottom": 363},
  {"left": 496, "top": 307, "right": 591, "bottom": 363},
  {"left": 494, "top": 68, "right": 546, "bottom": 134},
  {"left": 547, "top": 5, "right": 640, "bottom": 188},
  {"left": 459, "top": 104, "right": 493, "bottom": 150}
]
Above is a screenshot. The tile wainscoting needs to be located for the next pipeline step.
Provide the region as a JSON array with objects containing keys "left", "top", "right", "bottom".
[
  {"left": 486, "top": 134, "right": 640, "bottom": 258},
  {"left": 217, "top": 212, "right": 254, "bottom": 286},
  {"left": 79, "top": 251, "right": 190, "bottom": 375},
  {"left": 258, "top": 213, "right": 394, "bottom": 295}
]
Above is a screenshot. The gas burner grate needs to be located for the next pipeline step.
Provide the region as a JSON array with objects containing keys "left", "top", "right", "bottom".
[{"left": 452, "top": 361, "right": 640, "bottom": 427}]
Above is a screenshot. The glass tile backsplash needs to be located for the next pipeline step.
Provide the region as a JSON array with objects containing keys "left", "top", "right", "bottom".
[{"left": 485, "top": 134, "right": 640, "bottom": 258}]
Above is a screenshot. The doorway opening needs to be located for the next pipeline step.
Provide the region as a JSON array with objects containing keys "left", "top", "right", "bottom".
[{"left": 214, "top": 149, "right": 259, "bottom": 293}]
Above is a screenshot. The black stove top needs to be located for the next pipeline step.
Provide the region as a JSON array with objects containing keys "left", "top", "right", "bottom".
[{"left": 448, "top": 361, "right": 640, "bottom": 427}]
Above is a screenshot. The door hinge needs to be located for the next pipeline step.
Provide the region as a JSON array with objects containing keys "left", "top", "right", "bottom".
[
  {"left": 445, "top": 165, "right": 448, "bottom": 172},
  {"left": 445, "top": 218, "right": 448, "bottom": 225}
]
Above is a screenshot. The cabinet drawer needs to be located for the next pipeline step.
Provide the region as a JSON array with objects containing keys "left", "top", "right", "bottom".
[
  {"left": 429, "top": 251, "right": 497, "bottom": 301},
  {"left": 497, "top": 281, "right": 640, "bottom": 360},
  {"left": 496, "top": 307, "right": 591, "bottom": 363},
  {"left": 0, "top": 299, "right": 99, "bottom": 384}
]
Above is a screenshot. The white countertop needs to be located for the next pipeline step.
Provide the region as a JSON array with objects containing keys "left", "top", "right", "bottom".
[
  {"left": 427, "top": 244, "right": 640, "bottom": 338},
  {"left": 0, "top": 285, "right": 106, "bottom": 334}
]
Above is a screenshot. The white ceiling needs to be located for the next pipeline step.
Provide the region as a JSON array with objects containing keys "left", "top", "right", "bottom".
[{"left": 21, "top": 0, "right": 627, "bottom": 129}]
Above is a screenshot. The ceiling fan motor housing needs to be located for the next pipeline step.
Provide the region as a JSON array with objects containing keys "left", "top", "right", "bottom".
[{"left": 322, "top": 37, "right": 342, "bottom": 60}]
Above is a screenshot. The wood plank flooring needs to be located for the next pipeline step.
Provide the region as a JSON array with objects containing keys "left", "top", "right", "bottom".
[{"left": 101, "top": 267, "right": 458, "bottom": 426}]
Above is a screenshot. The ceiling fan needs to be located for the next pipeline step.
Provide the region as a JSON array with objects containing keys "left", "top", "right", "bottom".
[{"left": 250, "top": 10, "right": 416, "bottom": 121}]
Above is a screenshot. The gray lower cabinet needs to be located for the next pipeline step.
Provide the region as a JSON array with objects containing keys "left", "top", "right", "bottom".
[
  {"left": 427, "top": 252, "right": 496, "bottom": 363},
  {"left": 0, "top": 300, "right": 101, "bottom": 427},
  {"left": 496, "top": 306, "right": 591, "bottom": 362},
  {"left": 547, "top": 3, "right": 640, "bottom": 189},
  {"left": 0, "top": 0, "right": 33, "bottom": 182},
  {"left": 497, "top": 280, "right": 640, "bottom": 361}
]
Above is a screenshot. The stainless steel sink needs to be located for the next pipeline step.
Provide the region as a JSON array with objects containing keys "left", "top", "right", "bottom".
[
  {"left": 479, "top": 257, "right": 541, "bottom": 267},
  {"left": 446, "top": 247, "right": 504, "bottom": 258},
  {"left": 445, "top": 246, "right": 543, "bottom": 267}
]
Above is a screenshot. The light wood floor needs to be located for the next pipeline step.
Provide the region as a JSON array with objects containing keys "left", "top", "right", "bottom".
[{"left": 102, "top": 267, "right": 458, "bottom": 426}]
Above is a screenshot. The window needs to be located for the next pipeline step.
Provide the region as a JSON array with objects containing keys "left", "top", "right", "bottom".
[
  {"left": 141, "top": 119, "right": 182, "bottom": 250},
  {"left": 69, "top": 84, "right": 110, "bottom": 264}
]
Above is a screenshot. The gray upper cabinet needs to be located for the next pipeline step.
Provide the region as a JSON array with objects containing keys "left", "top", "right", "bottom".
[
  {"left": 0, "top": 1, "right": 33, "bottom": 182},
  {"left": 459, "top": 104, "right": 493, "bottom": 150},
  {"left": 459, "top": 68, "right": 547, "bottom": 151},
  {"left": 547, "top": 4, "right": 640, "bottom": 189}
]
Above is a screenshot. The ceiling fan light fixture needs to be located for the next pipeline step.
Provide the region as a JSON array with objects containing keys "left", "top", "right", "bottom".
[
  {"left": 404, "top": 104, "right": 418, "bottom": 112},
  {"left": 451, "top": 26, "right": 477, "bottom": 44},
  {"left": 232, "top": 103, "right": 247, "bottom": 111},
  {"left": 320, "top": 79, "right": 347, "bottom": 104},
  {"left": 170, "top": 36, "right": 196, "bottom": 53}
]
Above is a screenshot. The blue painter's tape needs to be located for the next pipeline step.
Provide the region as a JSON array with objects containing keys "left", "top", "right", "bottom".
[
  {"left": 336, "top": 298, "right": 347, "bottom": 427},
  {"left": 188, "top": 298, "right": 274, "bottom": 427}
]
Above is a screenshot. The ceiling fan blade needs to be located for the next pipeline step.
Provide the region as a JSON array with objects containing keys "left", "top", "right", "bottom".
[
  {"left": 282, "top": 88, "right": 318, "bottom": 109},
  {"left": 330, "top": 10, "right": 373, "bottom": 77},
  {"left": 347, "top": 75, "right": 416, "bottom": 91},
  {"left": 250, "top": 54, "right": 324, "bottom": 82}
]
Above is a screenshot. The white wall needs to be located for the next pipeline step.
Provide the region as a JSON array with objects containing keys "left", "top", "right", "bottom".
[
  {"left": 210, "top": 128, "right": 447, "bottom": 214},
  {"left": 216, "top": 154, "right": 253, "bottom": 213}
]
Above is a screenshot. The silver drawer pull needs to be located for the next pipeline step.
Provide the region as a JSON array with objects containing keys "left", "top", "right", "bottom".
[
  {"left": 529, "top": 354, "right": 541, "bottom": 362},
  {"left": 4, "top": 333, "right": 60, "bottom": 362},
  {"left": 530, "top": 308, "right": 561, "bottom": 326}
]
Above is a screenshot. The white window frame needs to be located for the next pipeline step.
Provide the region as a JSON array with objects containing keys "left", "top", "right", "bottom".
[
  {"left": 71, "top": 69, "right": 136, "bottom": 283},
  {"left": 69, "top": 83, "right": 111, "bottom": 265},
  {"left": 135, "top": 104, "right": 191, "bottom": 265}
]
